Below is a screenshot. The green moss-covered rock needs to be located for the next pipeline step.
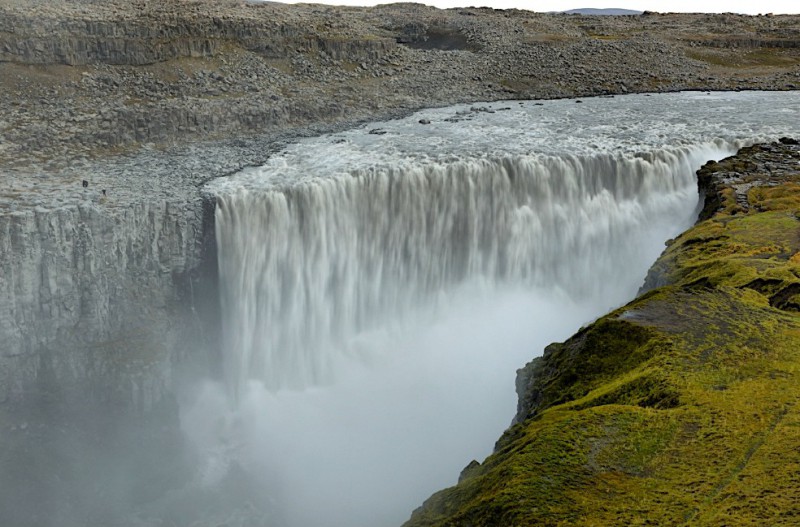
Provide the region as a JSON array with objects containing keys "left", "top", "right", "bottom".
[{"left": 405, "top": 141, "right": 800, "bottom": 527}]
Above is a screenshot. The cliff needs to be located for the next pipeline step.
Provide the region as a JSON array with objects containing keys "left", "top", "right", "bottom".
[
  {"left": 405, "top": 139, "right": 800, "bottom": 526},
  {"left": 0, "top": 173, "right": 219, "bottom": 524},
  {"left": 0, "top": 198, "right": 206, "bottom": 404}
]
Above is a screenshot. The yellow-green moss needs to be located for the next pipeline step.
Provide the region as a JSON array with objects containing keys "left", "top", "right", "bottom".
[{"left": 405, "top": 151, "right": 800, "bottom": 527}]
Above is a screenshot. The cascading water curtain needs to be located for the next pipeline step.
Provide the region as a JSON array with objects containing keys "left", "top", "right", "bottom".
[{"left": 214, "top": 145, "right": 721, "bottom": 397}]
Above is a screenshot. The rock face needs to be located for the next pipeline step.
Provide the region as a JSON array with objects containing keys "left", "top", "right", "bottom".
[
  {"left": 0, "top": 172, "right": 221, "bottom": 524},
  {"left": 0, "top": 3, "right": 395, "bottom": 66},
  {"left": 0, "top": 198, "right": 204, "bottom": 405},
  {"left": 0, "top": 191, "right": 214, "bottom": 526},
  {"left": 406, "top": 141, "right": 800, "bottom": 526}
]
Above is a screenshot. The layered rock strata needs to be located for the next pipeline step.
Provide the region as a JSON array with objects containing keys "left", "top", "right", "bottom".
[{"left": 0, "top": 198, "right": 202, "bottom": 405}]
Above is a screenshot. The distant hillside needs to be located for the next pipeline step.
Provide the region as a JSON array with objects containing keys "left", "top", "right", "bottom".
[{"left": 562, "top": 7, "right": 643, "bottom": 15}]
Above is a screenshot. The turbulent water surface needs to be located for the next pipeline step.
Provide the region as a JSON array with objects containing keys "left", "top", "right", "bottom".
[{"left": 196, "top": 92, "right": 800, "bottom": 527}]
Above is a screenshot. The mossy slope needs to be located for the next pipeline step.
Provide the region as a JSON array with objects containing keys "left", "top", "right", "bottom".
[{"left": 405, "top": 140, "right": 800, "bottom": 527}]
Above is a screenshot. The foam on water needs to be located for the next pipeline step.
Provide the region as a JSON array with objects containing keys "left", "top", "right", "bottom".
[
  {"left": 194, "top": 91, "right": 800, "bottom": 527},
  {"left": 214, "top": 148, "right": 713, "bottom": 393}
]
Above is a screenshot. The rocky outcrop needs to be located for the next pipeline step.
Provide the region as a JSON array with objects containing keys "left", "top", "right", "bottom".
[
  {"left": 0, "top": 196, "right": 205, "bottom": 406},
  {"left": 641, "top": 137, "right": 800, "bottom": 293},
  {"left": 0, "top": 3, "right": 396, "bottom": 66},
  {"left": 406, "top": 141, "right": 800, "bottom": 526}
]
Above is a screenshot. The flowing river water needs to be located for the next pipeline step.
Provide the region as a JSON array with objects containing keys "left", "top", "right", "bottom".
[{"left": 193, "top": 91, "right": 800, "bottom": 527}]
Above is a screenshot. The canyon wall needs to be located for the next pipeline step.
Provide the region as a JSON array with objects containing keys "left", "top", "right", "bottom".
[
  {"left": 0, "top": 195, "right": 210, "bottom": 407},
  {"left": 1, "top": 3, "right": 799, "bottom": 524}
]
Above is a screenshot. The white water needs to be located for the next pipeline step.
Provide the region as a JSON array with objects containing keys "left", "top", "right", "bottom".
[
  {"left": 195, "top": 92, "right": 800, "bottom": 527},
  {"left": 215, "top": 150, "right": 709, "bottom": 393}
]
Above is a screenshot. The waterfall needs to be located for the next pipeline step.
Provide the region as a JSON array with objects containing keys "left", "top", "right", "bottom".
[
  {"left": 190, "top": 91, "right": 800, "bottom": 527},
  {"left": 213, "top": 145, "right": 726, "bottom": 396}
]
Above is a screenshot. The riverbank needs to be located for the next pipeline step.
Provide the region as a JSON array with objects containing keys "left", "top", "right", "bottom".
[{"left": 2, "top": 0, "right": 799, "bottom": 172}]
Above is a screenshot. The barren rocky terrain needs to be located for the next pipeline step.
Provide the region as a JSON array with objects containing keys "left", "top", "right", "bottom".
[{"left": 1, "top": 0, "right": 799, "bottom": 176}]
